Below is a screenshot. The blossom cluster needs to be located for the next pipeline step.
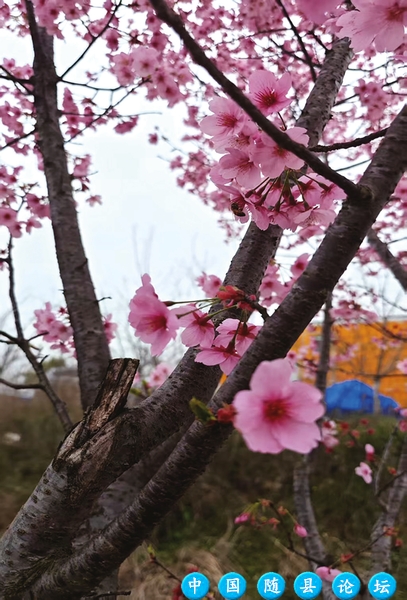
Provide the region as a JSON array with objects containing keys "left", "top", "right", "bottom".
[
  {"left": 0, "top": 166, "right": 50, "bottom": 239},
  {"left": 33, "top": 302, "right": 117, "bottom": 355},
  {"left": 200, "top": 72, "right": 345, "bottom": 234}
]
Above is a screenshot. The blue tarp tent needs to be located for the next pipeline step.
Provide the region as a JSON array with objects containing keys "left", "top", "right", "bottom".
[{"left": 325, "top": 379, "right": 399, "bottom": 415}]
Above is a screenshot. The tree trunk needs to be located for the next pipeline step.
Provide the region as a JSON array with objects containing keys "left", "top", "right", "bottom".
[{"left": 26, "top": 0, "right": 110, "bottom": 410}]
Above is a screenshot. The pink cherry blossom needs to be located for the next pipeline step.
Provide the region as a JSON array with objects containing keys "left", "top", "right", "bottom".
[
  {"left": 216, "top": 318, "right": 261, "bottom": 354},
  {"left": 148, "top": 362, "right": 174, "bottom": 387},
  {"left": 294, "top": 523, "right": 308, "bottom": 537},
  {"left": 365, "top": 443, "right": 375, "bottom": 461},
  {"left": 103, "top": 314, "right": 118, "bottom": 344},
  {"left": 195, "top": 344, "right": 241, "bottom": 375},
  {"left": 321, "top": 420, "right": 339, "bottom": 449},
  {"left": 178, "top": 308, "right": 215, "bottom": 348},
  {"left": 296, "top": 0, "right": 340, "bottom": 24},
  {"left": 291, "top": 253, "right": 310, "bottom": 278},
  {"left": 233, "top": 359, "right": 324, "bottom": 454},
  {"left": 235, "top": 512, "right": 250, "bottom": 524},
  {"left": 253, "top": 127, "right": 309, "bottom": 178},
  {"left": 196, "top": 272, "right": 222, "bottom": 297},
  {"left": 355, "top": 461, "right": 373, "bottom": 484},
  {"left": 200, "top": 97, "right": 246, "bottom": 147},
  {"left": 128, "top": 274, "right": 179, "bottom": 355},
  {"left": 131, "top": 47, "right": 159, "bottom": 77},
  {"left": 316, "top": 567, "right": 342, "bottom": 582},
  {"left": 336, "top": 0, "right": 407, "bottom": 53},
  {"left": 397, "top": 358, "right": 407, "bottom": 373},
  {"left": 248, "top": 71, "right": 292, "bottom": 115},
  {"left": 218, "top": 148, "right": 262, "bottom": 188}
]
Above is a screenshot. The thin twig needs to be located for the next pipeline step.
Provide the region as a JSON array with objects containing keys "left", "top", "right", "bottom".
[
  {"left": 0, "top": 128, "right": 36, "bottom": 151},
  {"left": 60, "top": 0, "right": 123, "bottom": 79},
  {"left": 0, "top": 378, "right": 43, "bottom": 391},
  {"left": 310, "top": 128, "right": 388, "bottom": 152},
  {"left": 275, "top": 0, "right": 317, "bottom": 82},
  {"left": 6, "top": 240, "right": 73, "bottom": 432}
]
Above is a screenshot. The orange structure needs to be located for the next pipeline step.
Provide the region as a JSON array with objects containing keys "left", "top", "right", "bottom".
[{"left": 292, "top": 319, "right": 407, "bottom": 407}]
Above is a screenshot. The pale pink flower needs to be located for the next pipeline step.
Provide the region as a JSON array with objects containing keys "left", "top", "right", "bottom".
[
  {"left": 26, "top": 218, "right": 42, "bottom": 234},
  {"left": 355, "top": 461, "right": 373, "bottom": 484},
  {"left": 232, "top": 359, "right": 324, "bottom": 454},
  {"left": 196, "top": 272, "right": 222, "bottom": 297},
  {"left": 111, "top": 52, "right": 136, "bottom": 86},
  {"left": 0, "top": 207, "right": 17, "bottom": 227},
  {"left": 219, "top": 148, "right": 262, "bottom": 188},
  {"left": 216, "top": 318, "right": 261, "bottom": 354},
  {"left": 397, "top": 358, "right": 407, "bottom": 373},
  {"left": 200, "top": 97, "right": 246, "bottom": 146},
  {"left": 291, "top": 206, "right": 337, "bottom": 229},
  {"left": 336, "top": 0, "right": 407, "bottom": 53},
  {"left": 321, "top": 421, "right": 339, "bottom": 449},
  {"left": 235, "top": 512, "right": 250, "bottom": 524},
  {"left": 294, "top": 523, "right": 308, "bottom": 538},
  {"left": 400, "top": 420, "right": 407, "bottom": 432},
  {"left": 316, "top": 567, "right": 342, "bottom": 582},
  {"left": 195, "top": 344, "right": 241, "bottom": 375},
  {"left": 248, "top": 71, "right": 292, "bottom": 115},
  {"left": 254, "top": 127, "right": 309, "bottom": 178},
  {"left": 131, "top": 47, "right": 159, "bottom": 77},
  {"left": 148, "top": 362, "right": 174, "bottom": 387},
  {"left": 291, "top": 253, "right": 310, "bottom": 278},
  {"left": 399, "top": 408, "right": 407, "bottom": 417},
  {"left": 178, "top": 308, "right": 215, "bottom": 348},
  {"left": 365, "top": 443, "right": 375, "bottom": 461},
  {"left": 128, "top": 274, "right": 179, "bottom": 355},
  {"left": 103, "top": 314, "right": 118, "bottom": 344}
]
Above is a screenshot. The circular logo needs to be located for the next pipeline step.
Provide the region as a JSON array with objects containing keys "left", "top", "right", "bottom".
[
  {"left": 368, "top": 572, "right": 397, "bottom": 599},
  {"left": 218, "top": 572, "right": 247, "bottom": 599},
  {"left": 181, "top": 572, "right": 210, "bottom": 599},
  {"left": 332, "top": 573, "right": 361, "bottom": 599},
  {"left": 257, "top": 572, "right": 286, "bottom": 598},
  {"left": 294, "top": 572, "right": 322, "bottom": 599}
]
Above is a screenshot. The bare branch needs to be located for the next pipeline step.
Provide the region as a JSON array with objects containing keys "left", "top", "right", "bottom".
[
  {"left": 6, "top": 239, "right": 73, "bottom": 432},
  {"left": 310, "top": 128, "right": 388, "bottom": 152},
  {"left": 0, "top": 378, "right": 43, "bottom": 391}
]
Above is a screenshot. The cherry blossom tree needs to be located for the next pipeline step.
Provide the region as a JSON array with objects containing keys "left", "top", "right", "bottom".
[{"left": 0, "top": 0, "right": 406, "bottom": 598}]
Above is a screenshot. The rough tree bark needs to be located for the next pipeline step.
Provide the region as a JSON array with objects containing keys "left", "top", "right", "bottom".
[{"left": 26, "top": 0, "right": 110, "bottom": 410}]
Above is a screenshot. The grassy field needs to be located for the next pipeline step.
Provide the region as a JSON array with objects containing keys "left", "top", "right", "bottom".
[{"left": 0, "top": 396, "right": 406, "bottom": 599}]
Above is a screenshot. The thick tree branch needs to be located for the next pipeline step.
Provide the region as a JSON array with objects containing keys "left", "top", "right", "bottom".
[
  {"left": 25, "top": 0, "right": 111, "bottom": 409},
  {"left": 367, "top": 229, "right": 407, "bottom": 291}
]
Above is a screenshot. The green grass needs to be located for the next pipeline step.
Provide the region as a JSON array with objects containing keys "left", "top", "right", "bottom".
[{"left": 0, "top": 406, "right": 406, "bottom": 599}]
